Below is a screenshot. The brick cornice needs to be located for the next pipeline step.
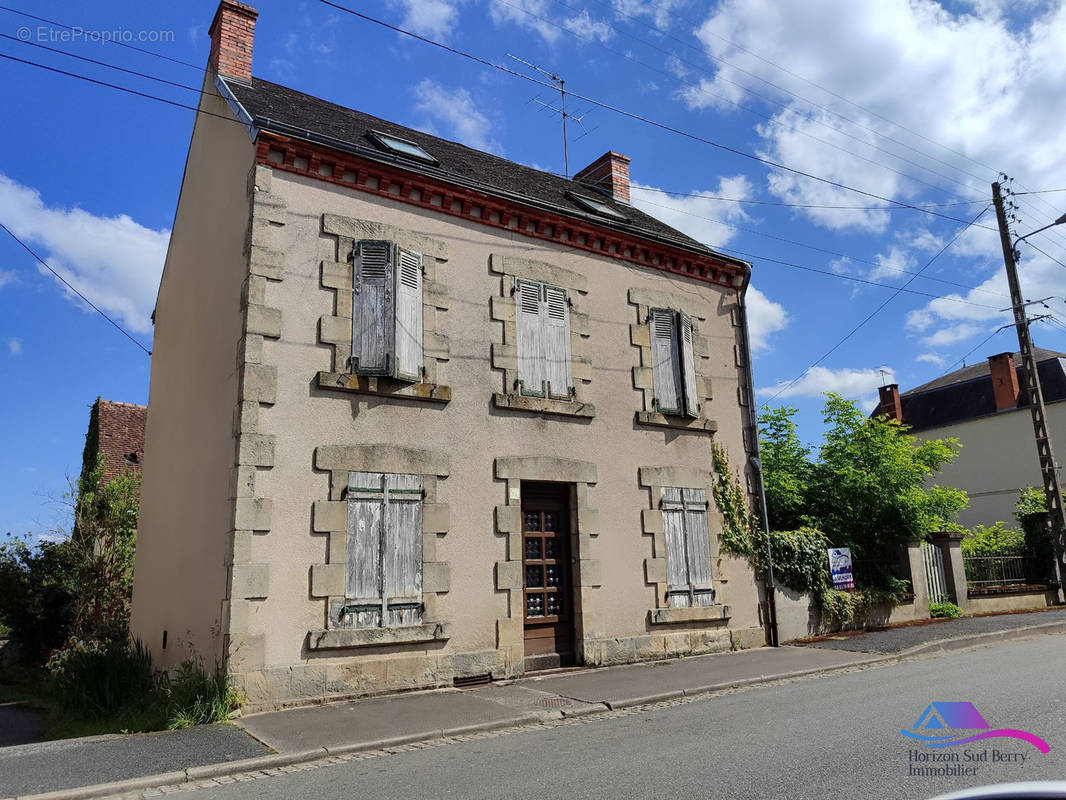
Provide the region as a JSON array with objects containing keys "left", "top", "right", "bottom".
[{"left": 255, "top": 132, "right": 747, "bottom": 290}]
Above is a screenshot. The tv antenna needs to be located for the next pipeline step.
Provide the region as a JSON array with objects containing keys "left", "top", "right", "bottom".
[
  {"left": 507, "top": 53, "right": 581, "bottom": 178},
  {"left": 878, "top": 368, "right": 891, "bottom": 387}
]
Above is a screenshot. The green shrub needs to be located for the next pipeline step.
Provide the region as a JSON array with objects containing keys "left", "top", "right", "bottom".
[
  {"left": 1015, "top": 486, "right": 1048, "bottom": 521},
  {"left": 46, "top": 637, "right": 154, "bottom": 717},
  {"left": 961, "top": 522, "right": 1025, "bottom": 557},
  {"left": 161, "top": 659, "right": 241, "bottom": 729},
  {"left": 930, "top": 601, "right": 962, "bottom": 619},
  {"left": 819, "top": 586, "right": 906, "bottom": 629}
]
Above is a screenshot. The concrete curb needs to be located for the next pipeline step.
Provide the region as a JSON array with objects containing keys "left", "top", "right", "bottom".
[{"left": 14, "top": 620, "right": 1064, "bottom": 800}]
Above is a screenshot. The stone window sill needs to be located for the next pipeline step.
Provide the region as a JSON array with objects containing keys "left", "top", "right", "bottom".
[
  {"left": 648, "top": 605, "right": 732, "bottom": 625},
  {"left": 308, "top": 622, "right": 451, "bottom": 650},
  {"left": 493, "top": 393, "right": 595, "bottom": 418},
  {"left": 317, "top": 371, "right": 451, "bottom": 404},
  {"left": 635, "top": 411, "right": 717, "bottom": 433}
]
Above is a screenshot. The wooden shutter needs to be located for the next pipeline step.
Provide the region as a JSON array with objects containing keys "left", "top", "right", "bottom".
[
  {"left": 516, "top": 278, "right": 546, "bottom": 397},
  {"left": 382, "top": 474, "right": 423, "bottom": 626},
  {"left": 660, "top": 486, "right": 715, "bottom": 608},
  {"left": 393, "top": 247, "right": 424, "bottom": 382},
  {"left": 682, "top": 488, "right": 715, "bottom": 607},
  {"left": 352, "top": 240, "right": 394, "bottom": 375},
  {"left": 345, "top": 471, "right": 386, "bottom": 628},
  {"left": 543, "top": 285, "right": 573, "bottom": 398},
  {"left": 650, "top": 308, "right": 682, "bottom": 415},
  {"left": 679, "top": 311, "right": 700, "bottom": 418}
]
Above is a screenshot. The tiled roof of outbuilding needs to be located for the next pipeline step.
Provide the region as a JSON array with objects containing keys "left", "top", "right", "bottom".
[{"left": 93, "top": 400, "right": 147, "bottom": 483}]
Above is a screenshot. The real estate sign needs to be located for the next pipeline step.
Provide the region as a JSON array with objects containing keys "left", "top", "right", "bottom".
[{"left": 828, "top": 547, "right": 854, "bottom": 591}]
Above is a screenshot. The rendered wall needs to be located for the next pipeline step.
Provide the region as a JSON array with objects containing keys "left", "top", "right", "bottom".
[{"left": 129, "top": 73, "right": 255, "bottom": 671}]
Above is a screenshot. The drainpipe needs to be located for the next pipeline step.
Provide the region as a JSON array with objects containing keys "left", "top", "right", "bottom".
[{"left": 735, "top": 287, "right": 779, "bottom": 647}]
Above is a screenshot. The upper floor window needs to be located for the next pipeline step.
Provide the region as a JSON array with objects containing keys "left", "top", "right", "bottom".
[
  {"left": 649, "top": 307, "right": 699, "bottom": 418},
  {"left": 515, "top": 278, "right": 574, "bottom": 400},
  {"left": 352, "top": 239, "right": 424, "bottom": 382}
]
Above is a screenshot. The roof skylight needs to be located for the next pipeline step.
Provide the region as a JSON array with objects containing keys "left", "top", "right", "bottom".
[
  {"left": 568, "top": 192, "right": 629, "bottom": 222},
  {"left": 367, "top": 130, "right": 438, "bottom": 165}
]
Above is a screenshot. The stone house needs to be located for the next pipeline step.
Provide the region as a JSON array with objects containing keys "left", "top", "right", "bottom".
[{"left": 130, "top": 0, "right": 769, "bottom": 709}]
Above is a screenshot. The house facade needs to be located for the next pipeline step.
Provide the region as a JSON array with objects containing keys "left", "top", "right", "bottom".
[
  {"left": 875, "top": 348, "right": 1066, "bottom": 528},
  {"left": 130, "top": 1, "right": 768, "bottom": 709}
]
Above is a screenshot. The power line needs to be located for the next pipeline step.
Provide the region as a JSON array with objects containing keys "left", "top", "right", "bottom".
[
  {"left": 0, "top": 5, "right": 205, "bottom": 72},
  {"left": 0, "top": 221, "right": 152, "bottom": 355},
  {"left": 628, "top": 185, "right": 984, "bottom": 210},
  {"left": 943, "top": 327, "right": 1010, "bottom": 374},
  {"left": 1017, "top": 188, "right": 1066, "bottom": 196},
  {"left": 764, "top": 208, "right": 988, "bottom": 402},
  {"left": 319, "top": 0, "right": 1000, "bottom": 232}
]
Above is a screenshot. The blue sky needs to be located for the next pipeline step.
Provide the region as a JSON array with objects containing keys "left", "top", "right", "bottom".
[{"left": 2, "top": 0, "right": 1066, "bottom": 539}]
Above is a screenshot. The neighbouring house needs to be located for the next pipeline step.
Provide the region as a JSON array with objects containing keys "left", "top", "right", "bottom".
[
  {"left": 79, "top": 398, "right": 147, "bottom": 490},
  {"left": 130, "top": 0, "right": 768, "bottom": 709},
  {"left": 875, "top": 348, "right": 1066, "bottom": 528}
]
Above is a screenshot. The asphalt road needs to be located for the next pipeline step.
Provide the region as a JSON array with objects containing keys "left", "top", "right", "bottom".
[{"left": 184, "top": 635, "right": 1066, "bottom": 800}]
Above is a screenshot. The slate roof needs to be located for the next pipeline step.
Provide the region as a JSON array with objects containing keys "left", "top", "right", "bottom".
[
  {"left": 900, "top": 350, "right": 1066, "bottom": 432},
  {"left": 223, "top": 77, "right": 743, "bottom": 265}
]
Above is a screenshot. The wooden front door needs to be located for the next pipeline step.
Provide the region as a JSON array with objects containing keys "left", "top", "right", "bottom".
[{"left": 521, "top": 483, "right": 575, "bottom": 670}]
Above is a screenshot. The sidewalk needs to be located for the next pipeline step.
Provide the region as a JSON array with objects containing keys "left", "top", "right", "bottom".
[{"left": 4, "top": 608, "right": 1065, "bottom": 799}]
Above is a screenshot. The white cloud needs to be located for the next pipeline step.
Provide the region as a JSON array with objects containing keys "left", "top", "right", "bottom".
[
  {"left": 412, "top": 79, "right": 502, "bottom": 154},
  {"left": 869, "top": 245, "right": 915, "bottom": 282},
  {"left": 395, "top": 0, "right": 461, "bottom": 39},
  {"left": 758, "top": 365, "right": 895, "bottom": 404},
  {"left": 6, "top": 338, "right": 20, "bottom": 356},
  {"left": 924, "top": 322, "right": 982, "bottom": 347},
  {"left": 916, "top": 352, "right": 948, "bottom": 367},
  {"left": 0, "top": 269, "right": 15, "bottom": 290},
  {"left": 746, "top": 285, "right": 789, "bottom": 354},
  {"left": 563, "top": 10, "right": 614, "bottom": 43},
  {"left": 611, "top": 0, "right": 685, "bottom": 30},
  {"left": 629, "top": 175, "right": 754, "bottom": 249},
  {"left": 0, "top": 174, "right": 167, "bottom": 334},
  {"left": 487, "top": 0, "right": 560, "bottom": 43},
  {"left": 688, "top": 0, "right": 1066, "bottom": 233}
]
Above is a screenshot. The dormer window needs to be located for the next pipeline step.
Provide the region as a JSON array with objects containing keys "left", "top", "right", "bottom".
[
  {"left": 367, "top": 130, "right": 438, "bottom": 165},
  {"left": 567, "top": 192, "right": 629, "bottom": 222}
]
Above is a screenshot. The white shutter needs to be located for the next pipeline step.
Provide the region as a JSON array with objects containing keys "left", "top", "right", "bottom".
[
  {"left": 661, "top": 487, "right": 690, "bottom": 608},
  {"left": 352, "top": 241, "right": 394, "bottom": 375},
  {"left": 682, "top": 488, "right": 715, "bottom": 607},
  {"left": 382, "top": 474, "right": 423, "bottom": 626},
  {"left": 345, "top": 471, "right": 386, "bottom": 627},
  {"left": 393, "top": 247, "right": 424, "bottom": 382},
  {"left": 679, "top": 311, "right": 700, "bottom": 418},
  {"left": 660, "top": 486, "right": 715, "bottom": 608},
  {"left": 543, "top": 285, "right": 573, "bottom": 399},
  {"left": 650, "top": 308, "right": 682, "bottom": 415},
  {"left": 516, "top": 278, "right": 546, "bottom": 397}
]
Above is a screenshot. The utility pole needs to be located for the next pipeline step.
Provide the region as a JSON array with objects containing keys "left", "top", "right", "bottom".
[{"left": 991, "top": 180, "right": 1066, "bottom": 595}]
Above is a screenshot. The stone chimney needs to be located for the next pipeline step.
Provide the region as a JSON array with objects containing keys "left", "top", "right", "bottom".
[
  {"left": 573, "top": 151, "right": 631, "bottom": 204},
  {"left": 209, "top": 0, "right": 258, "bottom": 83},
  {"left": 877, "top": 383, "right": 902, "bottom": 422},
  {"left": 988, "top": 352, "right": 1020, "bottom": 411}
]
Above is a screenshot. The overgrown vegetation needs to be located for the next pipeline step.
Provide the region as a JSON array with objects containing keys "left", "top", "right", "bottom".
[
  {"left": 0, "top": 440, "right": 239, "bottom": 737},
  {"left": 930, "top": 601, "right": 962, "bottom": 619},
  {"left": 961, "top": 522, "right": 1026, "bottom": 557}
]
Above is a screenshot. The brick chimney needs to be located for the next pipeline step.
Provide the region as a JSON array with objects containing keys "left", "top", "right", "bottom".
[
  {"left": 988, "top": 352, "right": 1020, "bottom": 411},
  {"left": 877, "top": 383, "right": 902, "bottom": 422},
  {"left": 573, "top": 151, "right": 631, "bottom": 204},
  {"left": 209, "top": 0, "right": 258, "bottom": 83}
]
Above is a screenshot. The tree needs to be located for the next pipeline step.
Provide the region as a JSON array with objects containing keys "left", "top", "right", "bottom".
[
  {"left": 757, "top": 406, "right": 812, "bottom": 532},
  {"left": 807, "top": 394, "right": 967, "bottom": 559}
]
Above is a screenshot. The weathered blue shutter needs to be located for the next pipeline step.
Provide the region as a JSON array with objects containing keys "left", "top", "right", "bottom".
[
  {"left": 346, "top": 471, "right": 386, "bottom": 627},
  {"left": 679, "top": 312, "right": 700, "bottom": 418},
  {"left": 352, "top": 240, "right": 394, "bottom": 375},
  {"left": 516, "top": 278, "right": 545, "bottom": 397},
  {"left": 393, "top": 247, "right": 423, "bottom": 382},
  {"left": 543, "top": 285, "right": 573, "bottom": 398},
  {"left": 650, "top": 308, "right": 682, "bottom": 415},
  {"left": 382, "top": 473, "right": 423, "bottom": 626}
]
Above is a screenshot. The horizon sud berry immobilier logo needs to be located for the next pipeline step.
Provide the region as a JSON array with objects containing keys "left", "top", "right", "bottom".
[{"left": 902, "top": 702, "right": 1049, "bottom": 779}]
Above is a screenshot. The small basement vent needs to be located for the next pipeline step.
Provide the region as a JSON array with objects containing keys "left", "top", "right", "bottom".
[{"left": 453, "top": 673, "right": 493, "bottom": 688}]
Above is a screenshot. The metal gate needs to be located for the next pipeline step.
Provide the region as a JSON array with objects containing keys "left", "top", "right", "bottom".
[{"left": 922, "top": 542, "right": 949, "bottom": 603}]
